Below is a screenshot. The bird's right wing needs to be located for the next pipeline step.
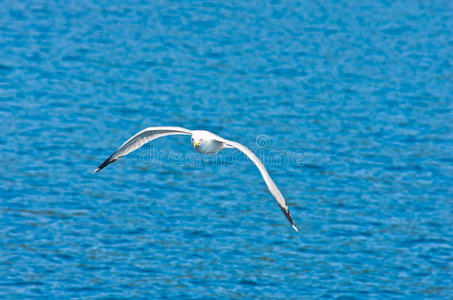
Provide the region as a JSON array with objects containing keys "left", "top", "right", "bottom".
[{"left": 93, "top": 126, "right": 192, "bottom": 173}]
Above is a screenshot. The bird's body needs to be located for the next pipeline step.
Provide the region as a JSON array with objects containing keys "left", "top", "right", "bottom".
[
  {"left": 191, "top": 130, "right": 226, "bottom": 154},
  {"left": 94, "top": 126, "right": 298, "bottom": 232}
]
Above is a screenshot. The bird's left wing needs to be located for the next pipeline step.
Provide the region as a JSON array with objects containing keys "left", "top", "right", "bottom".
[
  {"left": 93, "top": 126, "right": 192, "bottom": 173},
  {"left": 216, "top": 137, "right": 298, "bottom": 232}
]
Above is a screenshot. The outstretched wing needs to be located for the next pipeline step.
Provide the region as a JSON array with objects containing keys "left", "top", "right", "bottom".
[
  {"left": 93, "top": 126, "right": 192, "bottom": 173},
  {"left": 217, "top": 137, "right": 298, "bottom": 232}
]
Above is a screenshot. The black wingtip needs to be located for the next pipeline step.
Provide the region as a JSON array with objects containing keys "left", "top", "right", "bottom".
[
  {"left": 280, "top": 207, "right": 299, "bottom": 232},
  {"left": 93, "top": 156, "right": 117, "bottom": 173}
]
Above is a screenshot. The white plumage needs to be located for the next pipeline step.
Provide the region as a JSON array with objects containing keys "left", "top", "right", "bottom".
[{"left": 94, "top": 126, "right": 298, "bottom": 232}]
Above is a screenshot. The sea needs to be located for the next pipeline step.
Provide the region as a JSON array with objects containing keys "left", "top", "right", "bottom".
[{"left": 0, "top": 0, "right": 452, "bottom": 298}]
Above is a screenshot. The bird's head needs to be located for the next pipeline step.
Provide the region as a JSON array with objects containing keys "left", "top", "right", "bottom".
[
  {"left": 191, "top": 134, "right": 206, "bottom": 149},
  {"left": 191, "top": 130, "right": 215, "bottom": 149}
]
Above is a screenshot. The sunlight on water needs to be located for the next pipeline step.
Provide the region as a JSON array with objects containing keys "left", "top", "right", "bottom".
[{"left": 0, "top": 0, "right": 452, "bottom": 298}]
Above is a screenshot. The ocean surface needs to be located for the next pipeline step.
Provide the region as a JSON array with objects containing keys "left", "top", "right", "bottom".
[{"left": 1, "top": 0, "right": 452, "bottom": 298}]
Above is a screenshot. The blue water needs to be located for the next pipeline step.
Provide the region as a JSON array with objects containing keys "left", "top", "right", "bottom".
[{"left": 1, "top": 0, "right": 452, "bottom": 298}]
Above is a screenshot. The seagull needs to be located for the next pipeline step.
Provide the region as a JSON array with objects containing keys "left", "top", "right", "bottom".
[{"left": 93, "top": 126, "right": 298, "bottom": 232}]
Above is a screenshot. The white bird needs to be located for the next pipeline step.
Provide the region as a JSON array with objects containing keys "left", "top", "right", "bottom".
[{"left": 93, "top": 126, "right": 298, "bottom": 232}]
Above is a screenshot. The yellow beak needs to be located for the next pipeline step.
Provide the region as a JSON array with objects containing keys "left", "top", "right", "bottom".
[{"left": 193, "top": 141, "right": 199, "bottom": 148}]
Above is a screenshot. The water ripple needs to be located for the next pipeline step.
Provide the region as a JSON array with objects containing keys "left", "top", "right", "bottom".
[{"left": 1, "top": 0, "right": 452, "bottom": 298}]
